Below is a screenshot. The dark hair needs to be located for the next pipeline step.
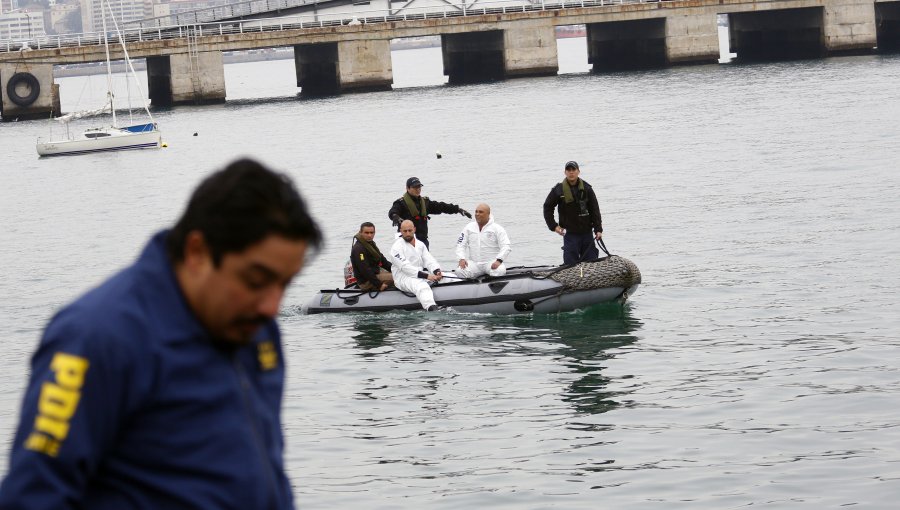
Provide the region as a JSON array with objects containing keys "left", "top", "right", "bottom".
[
  {"left": 359, "top": 222, "right": 375, "bottom": 231},
  {"left": 167, "top": 158, "right": 322, "bottom": 265}
]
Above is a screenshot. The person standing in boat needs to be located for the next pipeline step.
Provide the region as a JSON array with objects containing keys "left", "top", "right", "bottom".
[
  {"left": 455, "top": 203, "right": 511, "bottom": 278},
  {"left": 543, "top": 160, "right": 604, "bottom": 264},
  {"left": 0, "top": 159, "right": 322, "bottom": 510},
  {"left": 388, "top": 176, "right": 471, "bottom": 248},
  {"left": 351, "top": 222, "right": 394, "bottom": 291},
  {"left": 390, "top": 220, "right": 444, "bottom": 311}
]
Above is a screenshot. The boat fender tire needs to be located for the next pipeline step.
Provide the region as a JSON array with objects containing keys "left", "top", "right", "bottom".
[
  {"left": 514, "top": 300, "right": 534, "bottom": 312},
  {"left": 6, "top": 72, "right": 41, "bottom": 107}
]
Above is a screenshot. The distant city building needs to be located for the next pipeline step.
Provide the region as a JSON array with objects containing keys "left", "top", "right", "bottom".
[
  {"left": 129, "top": 0, "right": 229, "bottom": 23},
  {"left": 0, "top": 0, "right": 227, "bottom": 37},
  {"left": 49, "top": 2, "right": 80, "bottom": 34},
  {"left": 0, "top": 10, "right": 46, "bottom": 40},
  {"left": 164, "top": 0, "right": 231, "bottom": 16},
  {"left": 80, "top": 0, "right": 149, "bottom": 33},
  {"left": 130, "top": 0, "right": 232, "bottom": 25},
  {"left": 0, "top": 0, "right": 17, "bottom": 16},
  {"left": 150, "top": 1, "right": 168, "bottom": 18}
]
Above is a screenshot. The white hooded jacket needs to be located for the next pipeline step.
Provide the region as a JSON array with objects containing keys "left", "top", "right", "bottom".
[
  {"left": 455, "top": 216, "right": 511, "bottom": 264},
  {"left": 390, "top": 236, "right": 441, "bottom": 279}
]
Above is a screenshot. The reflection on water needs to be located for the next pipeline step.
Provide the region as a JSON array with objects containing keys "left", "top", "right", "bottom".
[
  {"left": 6, "top": 42, "right": 898, "bottom": 508},
  {"left": 516, "top": 307, "right": 641, "bottom": 416},
  {"left": 347, "top": 305, "right": 642, "bottom": 417},
  {"left": 350, "top": 321, "right": 392, "bottom": 353},
  {"left": 286, "top": 306, "right": 647, "bottom": 507}
]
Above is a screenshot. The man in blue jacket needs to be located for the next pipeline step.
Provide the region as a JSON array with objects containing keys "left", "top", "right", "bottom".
[{"left": 0, "top": 159, "right": 322, "bottom": 509}]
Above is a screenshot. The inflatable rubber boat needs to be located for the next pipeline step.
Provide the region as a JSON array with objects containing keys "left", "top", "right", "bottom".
[{"left": 301, "top": 255, "right": 641, "bottom": 314}]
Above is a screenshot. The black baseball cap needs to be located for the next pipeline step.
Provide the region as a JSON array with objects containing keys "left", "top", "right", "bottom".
[
  {"left": 406, "top": 177, "right": 423, "bottom": 187},
  {"left": 565, "top": 161, "right": 579, "bottom": 170}
]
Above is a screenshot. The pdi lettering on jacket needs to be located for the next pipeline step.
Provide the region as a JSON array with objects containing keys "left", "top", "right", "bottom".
[{"left": 24, "top": 352, "right": 90, "bottom": 457}]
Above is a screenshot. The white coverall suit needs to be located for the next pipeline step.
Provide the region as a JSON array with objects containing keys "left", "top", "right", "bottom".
[
  {"left": 455, "top": 216, "right": 512, "bottom": 279},
  {"left": 390, "top": 236, "right": 442, "bottom": 310}
]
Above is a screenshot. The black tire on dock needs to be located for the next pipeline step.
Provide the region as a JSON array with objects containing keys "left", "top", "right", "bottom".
[{"left": 6, "top": 72, "right": 41, "bottom": 107}]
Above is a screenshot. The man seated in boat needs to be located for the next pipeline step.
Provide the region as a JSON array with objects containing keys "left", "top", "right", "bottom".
[
  {"left": 455, "top": 203, "right": 511, "bottom": 279},
  {"left": 390, "top": 220, "right": 444, "bottom": 311},
  {"left": 351, "top": 222, "right": 394, "bottom": 292}
]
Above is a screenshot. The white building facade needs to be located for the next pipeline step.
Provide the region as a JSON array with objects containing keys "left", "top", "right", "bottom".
[
  {"left": 0, "top": 10, "right": 46, "bottom": 40},
  {"left": 80, "top": 0, "right": 149, "bottom": 33},
  {"left": 0, "top": 0, "right": 17, "bottom": 16}
]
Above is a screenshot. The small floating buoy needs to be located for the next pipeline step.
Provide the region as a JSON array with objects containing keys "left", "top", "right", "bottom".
[
  {"left": 162, "top": 142, "right": 168, "bottom": 148},
  {"left": 193, "top": 132, "right": 198, "bottom": 136},
  {"left": 436, "top": 151, "right": 442, "bottom": 159}
]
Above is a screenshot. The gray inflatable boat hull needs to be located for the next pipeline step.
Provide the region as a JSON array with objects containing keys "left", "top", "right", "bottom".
[{"left": 301, "top": 256, "right": 641, "bottom": 315}]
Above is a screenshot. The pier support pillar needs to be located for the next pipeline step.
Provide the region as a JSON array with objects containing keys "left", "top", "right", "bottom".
[
  {"left": 0, "top": 63, "right": 60, "bottom": 122},
  {"left": 876, "top": 1, "right": 900, "bottom": 50},
  {"left": 147, "top": 51, "right": 226, "bottom": 106},
  {"left": 442, "top": 31, "right": 505, "bottom": 84},
  {"left": 337, "top": 39, "right": 393, "bottom": 93},
  {"left": 823, "top": 0, "right": 877, "bottom": 54},
  {"left": 587, "top": 19, "right": 667, "bottom": 71},
  {"left": 295, "top": 42, "right": 339, "bottom": 96},
  {"left": 503, "top": 23, "right": 559, "bottom": 77},
  {"left": 665, "top": 14, "right": 721, "bottom": 65}
]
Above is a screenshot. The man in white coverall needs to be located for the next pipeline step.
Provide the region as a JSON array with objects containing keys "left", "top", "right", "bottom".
[
  {"left": 390, "top": 220, "right": 444, "bottom": 311},
  {"left": 455, "top": 203, "right": 511, "bottom": 278}
]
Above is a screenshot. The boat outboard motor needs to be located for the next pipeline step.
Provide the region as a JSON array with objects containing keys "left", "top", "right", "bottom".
[{"left": 344, "top": 260, "right": 357, "bottom": 287}]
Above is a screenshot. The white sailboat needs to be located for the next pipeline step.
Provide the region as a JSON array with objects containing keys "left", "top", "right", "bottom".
[{"left": 36, "top": 0, "right": 162, "bottom": 157}]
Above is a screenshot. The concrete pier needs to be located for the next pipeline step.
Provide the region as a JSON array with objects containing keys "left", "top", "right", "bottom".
[
  {"left": 146, "top": 52, "right": 226, "bottom": 106},
  {"left": 666, "top": 15, "right": 721, "bottom": 65},
  {"left": 442, "top": 25, "right": 559, "bottom": 83},
  {"left": 503, "top": 24, "right": 559, "bottom": 77},
  {"left": 1, "top": 0, "right": 898, "bottom": 118},
  {"left": 730, "top": 2, "right": 876, "bottom": 60},
  {"left": 587, "top": 15, "right": 717, "bottom": 70},
  {"left": 295, "top": 40, "right": 392, "bottom": 95},
  {"left": 823, "top": 0, "right": 878, "bottom": 53},
  {"left": 0, "top": 63, "right": 60, "bottom": 121},
  {"left": 337, "top": 39, "right": 393, "bottom": 93},
  {"left": 173, "top": 52, "right": 226, "bottom": 105},
  {"left": 730, "top": 8, "right": 828, "bottom": 60}
]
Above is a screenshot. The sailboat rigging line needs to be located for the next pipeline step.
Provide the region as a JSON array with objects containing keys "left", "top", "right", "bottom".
[
  {"left": 34, "top": 0, "right": 161, "bottom": 157},
  {"left": 100, "top": 0, "right": 116, "bottom": 127},
  {"left": 101, "top": 0, "right": 156, "bottom": 124}
]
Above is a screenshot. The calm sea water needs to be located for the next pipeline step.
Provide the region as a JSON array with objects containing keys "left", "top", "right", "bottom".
[{"left": 2, "top": 37, "right": 900, "bottom": 508}]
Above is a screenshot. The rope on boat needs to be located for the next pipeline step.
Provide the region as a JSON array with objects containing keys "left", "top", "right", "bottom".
[
  {"left": 335, "top": 285, "right": 415, "bottom": 303},
  {"left": 335, "top": 287, "right": 383, "bottom": 301}
]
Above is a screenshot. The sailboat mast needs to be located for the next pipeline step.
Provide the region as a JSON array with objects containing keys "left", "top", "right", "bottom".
[
  {"left": 101, "top": 0, "right": 116, "bottom": 127},
  {"left": 105, "top": 1, "right": 155, "bottom": 123}
]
